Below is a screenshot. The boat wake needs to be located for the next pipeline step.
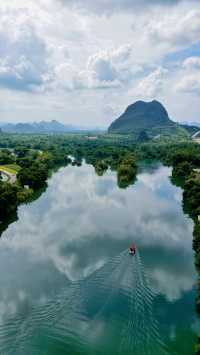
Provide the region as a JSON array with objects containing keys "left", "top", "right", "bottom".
[
  {"left": 0, "top": 249, "right": 173, "bottom": 354},
  {"left": 81, "top": 250, "right": 170, "bottom": 355}
]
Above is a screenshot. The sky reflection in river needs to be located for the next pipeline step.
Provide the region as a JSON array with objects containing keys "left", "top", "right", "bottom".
[{"left": 0, "top": 162, "right": 197, "bottom": 354}]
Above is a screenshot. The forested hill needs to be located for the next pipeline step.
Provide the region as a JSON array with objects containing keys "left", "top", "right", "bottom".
[{"left": 108, "top": 100, "right": 197, "bottom": 137}]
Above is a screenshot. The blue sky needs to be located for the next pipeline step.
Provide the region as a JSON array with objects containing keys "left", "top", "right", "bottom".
[{"left": 0, "top": 0, "right": 199, "bottom": 127}]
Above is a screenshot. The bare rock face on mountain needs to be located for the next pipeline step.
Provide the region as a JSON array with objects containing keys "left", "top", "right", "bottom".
[{"left": 108, "top": 100, "right": 176, "bottom": 135}]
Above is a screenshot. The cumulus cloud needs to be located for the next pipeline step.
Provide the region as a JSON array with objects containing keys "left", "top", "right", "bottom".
[
  {"left": 88, "top": 53, "right": 118, "bottom": 83},
  {"left": 0, "top": 41, "right": 49, "bottom": 92},
  {"left": 48, "top": 53, "right": 121, "bottom": 91},
  {"left": 175, "top": 56, "right": 200, "bottom": 95},
  {"left": 0, "top": 2, "right": 139, "bottom": 93},
  {"left": 176, "top": 74, "right": 200, "bottom": 95},
  {"left": 126, "top": 4, "right": 200, "bottom": 67},
  {"left": 77, "top": 45, "right": 142, "bottom": 89},
  {"left": 0, "top": 0, "right": 199, "bottom": 124},
  {"left": 129, "top": 67, "right": 168, "bottom": 100},
  {"left": 50, "top": 44, "right": 142, "bottom": 91},
  {"left": 0, "top": 1, "right": 92, "bottom": 92},
  {"left": 0, "top": 6, "right": 52, "bottom": 91},
  {"left": 146, "top": 9, "right": 200, "bottom": 48}
]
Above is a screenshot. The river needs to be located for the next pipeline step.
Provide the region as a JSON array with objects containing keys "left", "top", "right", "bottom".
[{"left": 0, "top": 162, "right": 198, "bottom": 354}]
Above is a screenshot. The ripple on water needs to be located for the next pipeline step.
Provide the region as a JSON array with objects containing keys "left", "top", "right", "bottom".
[{"left": 0, "top": 250, "right": 174, "bottom": 355}]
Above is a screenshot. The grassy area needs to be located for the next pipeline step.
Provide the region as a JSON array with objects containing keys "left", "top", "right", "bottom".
[{"left": 0, "top": 164, "right": 21, "bottom": 175}]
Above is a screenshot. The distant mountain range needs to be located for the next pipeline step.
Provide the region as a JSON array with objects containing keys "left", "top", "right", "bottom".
[
  {"left": 108, "top": 100, "right": 199, "bottom": 137},
  {"left": 1, "top": 104, "right": 199, "bottom": 136},
  {"left": 0, "top": 120, "right": 102, "bottom": 134}
]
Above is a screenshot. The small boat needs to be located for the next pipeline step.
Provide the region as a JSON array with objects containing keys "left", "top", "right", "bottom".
[{"left": 129, "top": 244, "right": 136, "bottom": 255}]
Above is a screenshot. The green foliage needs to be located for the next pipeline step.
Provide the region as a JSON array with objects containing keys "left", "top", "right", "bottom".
[
  {"left": 14, "top": 146, "right": 29, "bottom": 158},
  {"left": 136, "top": 141, "right": 200, "bottom": 166},
  {"left": 95, "top": 160, "right": 108, "bottom": 176},
  {"left": 0, "top": 149, "right": 15, "bottom": 164},
  {"left": 16, "top": 156, "right": 35, "bottom": 168},
  {"left": 195, "top": 339, "right": 200, "bottom": 354},
  {"left": 172, "top": 161, "right": 193, "bottom": 184},
  {"left": 137, "top": 130, "right": 150, "bottom": 143},
  {"left": 117, "top": 153, "right": 137, "bottom": 188},
  {"left": 72, "top": 158, "right": 82, "bottom": 167},
  {"left": 0, "top": 182, "right": 18, "bottom": 221},
  {"left": 18, "top": 163, "right": 48, "bottom": 190},
  {"left": 17, "top": 188, "right": 34, "bottom": 203},
  {"left": 183, "top": 174, "right": 200, "bottom": 217},
  {"left": 193, "top": 222, "right": 200, "bottom": 253}
]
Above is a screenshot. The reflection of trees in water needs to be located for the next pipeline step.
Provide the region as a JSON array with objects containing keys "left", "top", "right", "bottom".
[
  {"left": 0, "top": 250, "right": 172, "bottom": 355},
  {"left": 0, "top": 211, "right": 18, "bottom": 237},
  {"left": 0, "top": 185, "right": 47, "bottom": 238}
]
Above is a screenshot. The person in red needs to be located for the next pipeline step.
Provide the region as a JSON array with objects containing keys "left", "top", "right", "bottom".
[{"left": 129, "top": 243, "right": 136, "bottom": 255}]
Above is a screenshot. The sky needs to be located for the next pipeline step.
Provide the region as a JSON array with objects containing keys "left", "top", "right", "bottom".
[{"left": 0, "top": 0, "right": 199, "bottom": 127}]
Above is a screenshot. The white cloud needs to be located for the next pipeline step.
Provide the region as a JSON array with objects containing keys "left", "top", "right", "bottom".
[
  {"left": 145, "top": 8, "right": 200, "bottom": 49},
  {"left": 78, "top": 45, "right": 141, "bottom": 89},
  {"left": 124, "top": 4, "right": 200, "bottom": 67},
  {"left": 0, "top": 1, "right": 94, "bottom": 92},
  {"left": 175, "top": 56, "right": 200, "bottom": 95},
  {"left": 0, "top": 164, "right": 195, "bottom": 300},
  {"left": 176, "top": 73, "right": 200, "bottom": 95},
  {"left": 0, "top": 0, "right": 199, "bottom": 124},
  {"left": 129, "top": 67, "right": 168, "bottom": 100},
  {"left": 88, "top": 54, "right": 118, "bottom": 82},
  {"left": 60, "top": 0, "right": 187, "bottom": 15},
  {"left": 0, "top": 6, "right": 50, "bottom": 91},
  {"left": 183, "top": 56, "right": 200, "bottom": 70},
  {"left": 48, "top": 44, "right": 142, "bottom": 91}
]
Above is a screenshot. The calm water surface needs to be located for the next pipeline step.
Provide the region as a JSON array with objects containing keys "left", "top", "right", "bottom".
[{"left": 0, "top": 162, "right": 198, "bottom": 354}]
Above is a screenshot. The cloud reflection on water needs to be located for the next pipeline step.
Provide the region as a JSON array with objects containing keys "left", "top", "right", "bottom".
[{"left": 0, "top": 163, "right": 195, "bottom": 308}]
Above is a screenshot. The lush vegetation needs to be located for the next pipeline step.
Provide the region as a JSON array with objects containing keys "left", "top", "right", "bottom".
[
  {"left": 0, "top": 133, "right": 138, "bottom": 224},
  {"left": 0, "top": 132, "right": 200, "bottom": 352},
  {"left": 0, "top": 134, "right": 199, "bottom": 225},
  {"left": 117, "top": 153, "right": 137, "bottom": 188},
  {"left": 163, "top": 149, "right": 200, "bottom": 353}
]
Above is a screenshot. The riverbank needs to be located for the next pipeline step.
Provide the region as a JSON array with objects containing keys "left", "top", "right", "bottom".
[{"left": 171, "top": 167, "right": 200, "bottom": 353}]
